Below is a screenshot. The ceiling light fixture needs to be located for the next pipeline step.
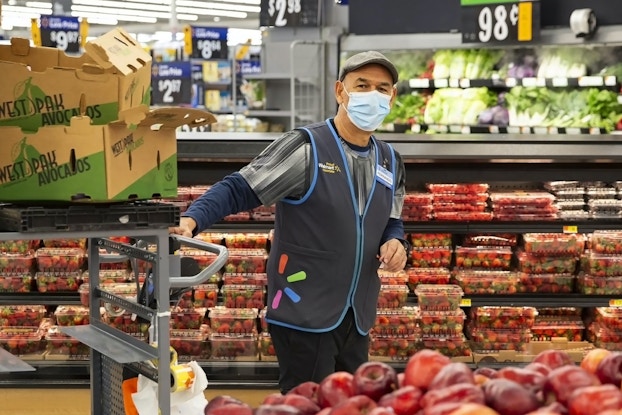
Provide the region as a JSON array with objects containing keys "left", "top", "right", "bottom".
[
  {"left": 71, "top": 5, "right": 198, "bottom": 21},
  {"left": 70, "top": 11, "right": 158, "bottom": 23},
  {"left": 176, "top": 1, "right": 260, "bottom": 13},
  {"left": 176, "top": 7, "right": 248, "bottom": 18}
]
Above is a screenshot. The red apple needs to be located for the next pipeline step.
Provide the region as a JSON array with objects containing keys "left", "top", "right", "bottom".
[
  {"left": 581, "top": 349, "right": 612, "bottom": 375},
  {"left": 206, "top": 403, "right": 253, "bottom": 415},
  {"left": 262, "top": 393, "right": 285, "bottom": 405},
  {"left": 204, "top": 395, "right": 247, "bottom": 414},
  {"left": 429, "top": 362, "right": 475, "bottom": 390},
  {"left": 397, "top": 372, "right": 405, "bottom": 388},
  {"left": 595, "top": 352, "right": 622, "bottom": 386},
  {"left": 525, "top": 362, "right": 552, "bottom": 377},
  {"left": 404, "top": 349, "right": 451, "bottom": 391},
  {"left": 543, "top": 365, "right": 600, "bottom": 406},
  {"left": 368, "top": 407, "right": 395, "bottom": 415},
  {"left": 281, "top": 393, "right": 321, "bottom": 415},
  {"left": 421, "top": 383, "right": 485, "bottom": 409},
  {"left": 317, "top": 371, "right": 355, "bottom": 408},
  {"left": 483, "top": 378, "right": 541, "bottom": 415},
  {"left": 531, "top": 401, "right": 567, "bottom": 414},
  {"left": 329, "top": 395, "right": 377, "bottom": 415},
  {"left": 497, "top": 367, "right": 546, "bottom": 392},
  {"left": 353, "top": 361, "right": 399, "bottom": 401},
  {"left": 532, "top": 350, "right": 574, "bottom": 370},
  {"left": 448, "top": 403, "right": 501, "bottom": 415},
  {"left": 288, "top": 381, "right": 320, "bottom": 404},
  {"left": 474, "top": 367, "right": 498, "bottom": 379},
  {"left": 567, "top": 384, "right": 622, "bottom": 415},
  {"left": 254, "top": 404, "right": 303, "bottom": 415},
  {"left": 377, "top": 385, "right": 423, "bottom": 415},
  {"left": 316, "top": 409, "right": 332, "bottom": 415},
  {"left": 424, "top": 402, "right": 464, "bottom": 415}
]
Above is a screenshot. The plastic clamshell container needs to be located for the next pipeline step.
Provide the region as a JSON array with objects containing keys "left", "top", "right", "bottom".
[
  {"left": 54, "top": 305, "right": 90, "bottom": 326},
  {"left": 42, "top": 239, "right": 87, "bottom": 249},
  {"left": 406, "top": 267, "right": 451, "bottom": 290},
  {"left": 377, "top": 285, "right": 409, "bottom": 309},
  {"left": 494, "top": 213, "right": 558, "bottom": 221},
  {"left": 452, "top": 270, "right": 519, "bottom": 295},
  {"left": 489, "top": 191, "right": 555, "bottom": 207},
  {"left": 94, "top": 269, "right": 131, "bottom": 284},
  {"left": 468, "top": 327, "right": 532, "bottom": 351},
  {"left": 595, "top": 308, "right": 622, "bottom": 331},
  {"left": 195, "top": 232, "right": 225, "bottom": 245},
  {"left": 0, "top": 305, "right": 46, "bottom": 327},
  {"left": 0, "top": 251, "right": 36, "bottom": 273},
  {"left": 222, "top": 273, "right": 267, "bottom": 286},
  {"left": 554, "top": 189, "right": 586, "bottom": 200},
  {"left": 102, "top": 311, "right": 150, "bottom": 336},
  {"left": 175, "top": 186, "right": 194, "bottom": 201},
  {"left": 258, "top": 332, "right": 276, "bottom": 360},
  {"left": 432, "top": 193, "right": 489, "bottom": 203},
  {"left": 588, "top": 323, "right": 622, "bottom": 344},
  {"left": 454, "top": 246, "right": 512, "bottom": 270},
  {"left": 538, "top": 307, "right": 582, "bottom": 317},
  {"left": 190, "top": 284, "right": 219, "bottom": 308},
  {"left": 221, "top": 285, "right": 265, "bottom": 309},
  {"left": 516, "top": 251, "right": 578, "bottom": 275},
  {"left": 462, "top": 233, "right": 518, "bottom": 247},
  {"left": 591, "top": 231, "right": 622, "bottom": 255},
  {"left": 371, "top": 307, "right": 421, "bottom": 337},
  {"left": 224, "top": 233, "right": 269, "bottom": 250},
  {"left": 410, "top": 233, "right": 453, "bottom": 248},
  {"left": 209, "top": 333, "right": 258, "bottom": 360},
  {"left": 522, "top": 233, "right": 586, "bottom": 256},
  {"left": 582, "top": 252, "right": 622, "bottom": 277},
  {"left": 586, "top": 187, "right": 617, "bottom": 199},
  {"left": 410, "top": 247, "right": 452, "bottom": 268},
  {"left": 414, "top": 284, "right": 463, "bottom": 311},
  {"left": 35, "top": 247, "right": 85, "bottom": 272},
  {"left": 223, "top": 212, "right": 252, "bottom": 221},
  {"left": 403, "top": 192, "right": 434, "bottom": 205},
  {"left": 35, "top": 271, "right": 81, "bottom": 292},
  {"left": 434, "top": 211, "right": 494, "bottom": 221},
  {"left": 178, "top": 248, "right": 218, "bottom": 270},
  {"left": 427, "top": 183, "right": 489, "bottom": 194},
  {"left": 79, "top": 282, "right": 137, "bottom": 307},
  {"left": 208, "top": 307, "right": 258, "bottom": 334},
  {"left": 259, "top": 307, "right": 268, "bottom": 332},
  {"left": 517, "top": 273, "right": 576, "bottom": 294},
  {"left": 0, "top": 327, "right": 44, "bottom": 355},
  {"left": 544, "top": 181, "right": 581, "bottom": 192},
  {"left": 531, "top": 319, "right": 585, "bottom": 341},
  {"left": 577, "top": 274, "right": 622, "bottom": 295},
  {"left": 419, "top": 309, "right": 466, "bottom": 336},
  {"left": 470, "top": 306, "right": 537, "bottom": 329},
  {"left": 419, "top": 334, "right": 472, "bottom": 357},
  {"left": 169, "top": 307, "right": 206, "bottom": 330},
  {"left": 369, "top": 335, "right": 420, "bottom": 361},
  {"left": 0, "top": 240, "right": 39, "bottom": 254},
  {"left": 433, "top": 202, "right": 488, "bottom": 213},
  {"left": 224, "top": 249, "right": 267, "bottom": 273},
  {"left": 0, "top": 272, "right": 33, "bottom": 293},
  {"left": 169, "top": 330, "right": 209, "bottom": 359},
  {"left": 45, "top": 325, "right": 90, "bottom": 358},
  {"left": 377, "top": 269, "right": 408, "bottom": 285}
]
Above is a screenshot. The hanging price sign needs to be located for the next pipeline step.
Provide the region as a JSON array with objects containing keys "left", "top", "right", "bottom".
[
  {"left": 151, "top": 62, "right": 193, "bottom": 106},
  {"left": 39, "top": 15, "right": 80, "bottom": 53},
  {"left": 186, "top": 26, "right": 228, "bottom": 60},
  {"left": 260, "top": 0, "right": 320, "bottom": 27},
  {"left": 461, "top": 0, "right": 540, "bottom": 44}
]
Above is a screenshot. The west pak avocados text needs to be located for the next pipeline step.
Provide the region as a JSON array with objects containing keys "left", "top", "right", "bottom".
[
  {"left": 0, "top": 93, "right": 102, "bottom": 125},
  {"left": 0, "top": 150, "right": 91, "bottom": 186},
  {"left": 111, "top": 132, "right": 144, "bottom": 157}
]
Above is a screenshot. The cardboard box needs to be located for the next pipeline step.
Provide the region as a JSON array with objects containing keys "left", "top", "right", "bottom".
[
  {"left": 0, "top": 108, "right": 215, "bottom": 203},
  {"left": 0, "top": 28, "right": 152, "bottom": 132},
  {"left": 473, "top": 338, "right": 594, "bottom": 365}
]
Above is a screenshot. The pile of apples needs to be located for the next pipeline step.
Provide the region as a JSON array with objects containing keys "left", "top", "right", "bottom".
[{"left": 203, "top": 348, "right": 622, "bottom": 415}]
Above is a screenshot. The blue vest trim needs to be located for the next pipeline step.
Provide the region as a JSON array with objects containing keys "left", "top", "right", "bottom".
[
  {"left": 281, "top": 125, "right": 321, "bottom": 205},
  {"left": 265, "top": 310, "right": 350, "bottom": 333}
]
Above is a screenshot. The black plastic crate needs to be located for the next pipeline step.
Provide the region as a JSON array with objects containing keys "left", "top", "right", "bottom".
[{"left": 0, "top": 202, "right": 180, "bottom": 232}]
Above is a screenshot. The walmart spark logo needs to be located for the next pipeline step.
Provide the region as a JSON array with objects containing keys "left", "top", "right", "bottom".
[{"left": 271, "top": 253, "right": 306, "bottom": 309}]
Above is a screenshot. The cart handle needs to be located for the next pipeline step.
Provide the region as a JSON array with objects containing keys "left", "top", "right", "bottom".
[{"left": 168, "top": 234, "right": 229, "bottom": 288}]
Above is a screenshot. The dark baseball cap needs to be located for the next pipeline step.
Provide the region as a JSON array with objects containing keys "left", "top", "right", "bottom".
[{"left": 339, "top": 51, "right": 399, "bottom": 84}]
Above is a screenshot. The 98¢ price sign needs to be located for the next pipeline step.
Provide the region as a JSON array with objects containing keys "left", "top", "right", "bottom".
[
  {"left": 461, "top": 0, "right": 540, "bottom": 44},
  {"left": 151, "top": 62, "right": 193, "bottom": 106},
  {"left": 39, "top": 15, "right": 80, "bottom": 53}
]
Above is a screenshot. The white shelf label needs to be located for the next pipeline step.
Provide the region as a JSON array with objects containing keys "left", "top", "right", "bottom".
[
  {"left": 522, "top": 77, "right": 538, "bottom": 87},
  {"left": 566, "top": 127, "right": 581, "bottom": 135},
  {"left": 604, "top": 76, "right": 617, "bottom": 86},
  {"left": 410, "top": 78, "right": 430, "bottom": 89},
  {"left": 589, "top": 128, "right": 602, "bottom": 135},
  {"left": 533, "top": 127, "right": 548, "bottom": 135},
  {"left": 449, "top": 125, "right": 462, "bottom": 133},
  {"left": 552, "top": 77, "right": 569, "bottom": 87},
  {"left": 521, "top": 127, "right": 531, "bottom": 134},
  {"left": 507, "top": 126, "right": 520, "bottom": 134},
  {"left": 489, "top": 125, "right": 500, "bottom": 134},
  {"left": 505, "top": 78, "right": 518, "bottom": 87},
  {"left": 449, "top": 79, "right": 460, "bottom": 88},
  {"left": 435, "top": 79, "right": 449, "bottom": 88},
  {"left": 548, "top": 127, "right": 560, "bottom": 134},
  {"left": 578, "top": 76, "right": 604, "bottom": 87},
  {"left": 461, "top": 126, "right": 472, "bottom": 134},
  {"left": 459, "top": 79, "right": 471, "bottom": 88}
]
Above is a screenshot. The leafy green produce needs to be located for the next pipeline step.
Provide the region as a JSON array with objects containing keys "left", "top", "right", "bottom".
[
  {"left": 384, "top": 93, "right": 427, "bottom": 125},
  {"left": 432, "top": 49, "right": 502, "bottom": 79},
  {"left": 423, "top": 87, "right": 497, "bottom": 125}
]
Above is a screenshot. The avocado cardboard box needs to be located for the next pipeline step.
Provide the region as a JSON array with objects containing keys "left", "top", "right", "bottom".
[
  {"left": 0, "top": 108, "right": 215, "bottom": 203},
  {"left": 0, "top": 27, "right": 152, "bottom": 132}
]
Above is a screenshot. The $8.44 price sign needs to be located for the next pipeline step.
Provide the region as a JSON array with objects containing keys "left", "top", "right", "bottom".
[{"left": 461, "top": 0, "right": 540, "bottom": 44}]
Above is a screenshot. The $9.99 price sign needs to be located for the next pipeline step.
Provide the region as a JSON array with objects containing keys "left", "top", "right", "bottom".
[
  {"left": 151, "top": 62, "right": 192, "bottom": 106},
  {"left": 260, "top": 0, "right": 320, "bottom": 27},
  {"left": 461, "top": 0, "right": 540, "bottom": 44},
  {"left": 39, "top": 15, "right": 80, "bottom": 53}
]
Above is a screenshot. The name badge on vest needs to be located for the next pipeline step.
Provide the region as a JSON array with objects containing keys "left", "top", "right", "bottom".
[{"left": 376, "top": 164, "right": 393, "bottom": 189}]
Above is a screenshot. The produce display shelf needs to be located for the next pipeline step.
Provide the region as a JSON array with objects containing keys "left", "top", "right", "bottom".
[
  {"left": 405, "top": 221, "right": 622, "bottom": 234},
  {"left": 0, "top": 293, "right": 80, "bottom": 305},
  {"left": 409, "top": 124, "right": 608, "bottom": 135},
  {"left": 458, "top": 294, "right": 614, "bottom": 308},
  {"left": 408, "top": 75, "right": 618, "bottom": 90}
]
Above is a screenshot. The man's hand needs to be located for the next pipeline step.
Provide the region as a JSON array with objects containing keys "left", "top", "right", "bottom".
[
  {"left": 378, "top": 238, "right": 408, "bottom": 272},
  {"left": 168, "top": 217, "right": 197, "bottom": 238}
]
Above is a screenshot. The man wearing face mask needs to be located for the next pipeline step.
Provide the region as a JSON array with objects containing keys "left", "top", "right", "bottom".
[{"left": 169, "top": 51, "right": 408, "bottom": 393}]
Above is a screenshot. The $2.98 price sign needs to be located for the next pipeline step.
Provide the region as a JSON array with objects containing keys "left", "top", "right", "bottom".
[
  {"left": 260, "top": 0, "right": 319, "bottom": 27},
  {"left": 461, "top": 0, "right": 540, "bottom": 44},
  {"left": 151, "top": 62, "right": 192, "bottom": 106},
  {"left": 39, "top": 15, "right": 80, "bottom": 53}
]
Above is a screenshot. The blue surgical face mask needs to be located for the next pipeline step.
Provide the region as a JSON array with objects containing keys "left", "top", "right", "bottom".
[{"left": 342, "top": 85, "right": 392, "bottom": 131}]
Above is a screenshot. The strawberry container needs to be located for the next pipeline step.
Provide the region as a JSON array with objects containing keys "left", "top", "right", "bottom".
[
  {"left": 178, "top": 249, "right": 219, "bottom": 271},
  {"left": 222, "top": 273, "right": 267, "bottom": 286},
  {"left": 0, "top": 272, "right": 33, "bottom": 292},
  {"left": 432, "top": 193, "right": 489, "bottom": 203},
  {"left": 54, "top": 305, "right": 90, "bottom": 326},
  {"left": 0, "top": 251, "right": 36, "bottom": 273},
  {"left": 404, "top": 192, "right": 434, "bottom": 205},
  {"left": 516, "top": 251, "right": 577, "bottom": 274},
  {"left": 588, "top": 323, "right": 622, "bottom": 344},
  {"left": 0, "top": 305, "right": 46, "bottom": 326},
  {"left": 224, "top": 233, "right": 269, "bottom": 250},
  {"left": 209, "top": 333, "right": 258, "bottom": 360},
  {"left": 79, "top": 282, "right": 137, "bottom": 307},
  {"left": 577, "top": 274, "right": 622, "bottom": 295},
  {"left": 191, "top": 284, "right": 219, "bottom": 308},
  {"left": 371, "top": 307, "right": 421, "bottom": 337},
  {"left": 208, "top": 307, "right": 258, "bottom": 334},
  {"left": 470, "top": 307, "right": 537, "bottom": 329},
  {"left": 377, "top": 285, "right": 409, "bottom": 309},
  {"left": 224, "top": 249, "right": 267, "bottom": 273},
  {"left": 93, "top": 269, "right": 132, "bottom": 284},
  {"left": 406, "top": 267, "right": 451, "bottom": 291},
  {"left": 45, "top": 326, "right": 90, "bottom": 358},
  {"left": 35, "top": 271, "right": 81, "bottom": 292},
  {"left": 102, "top": 311, "right": 150, "bottom": 336},
  {"left": 42, "top": 239, "right": 87, "bottom": 249},
  {"left": 250, "top": 205, "right": 276, "bottom": 221},
  {"left": 591, "top": 231, "right": 622, "bottom": 255},
  {"left": 0, "top": 240, "right": 40, "bottom": 254},
  {"left": 414, "top": 284, "right": 463, "bottom": 311},
  {"left": 463, "top": 233, "right": 518, "bottom": 247},
  {"left": 170, "top": 307, "right": 207, "bottom": 330},
  {"left": 378, "top": 269, "right": 408, "bottom": 286},
  {"left": 418, "top": 334, "right": 472, "bottom": 357},
  {"left": 176, "top": 186, "right": 194, "bottom": 201},
  {"left": 223, "top": 212, "right": 252, "bottom": 221},
  {"left": 537, "top": 307, "right": 583, "bottom": 317},
  {"left": 468, "top": 327, "right": 532, "bottom": 351},
  {"left": 582, "top": 252, "right": 622, "bottom": 277},
  {"left": 195, "top": 232, "right": 225, "bottom": 245},
  {"left": 494, "top": 213, "right": 558, "bottom": 221},
  {"left": 489, "top": 191, "right": 555, "bottom": 207},
  {"left": 419, "top": 309, "right": 466, "bottom": 336},
  {"left": 169, "top": 330, "right": 209, "bottom": 359},
  {"left": 221, "top": 285, "right": 265, "bottom": 309},
  {"left": 402, "top": 206, "right": 434, "bottom": 221},
  {"left": 427, "top": 183, "right": 489, "bottom": 194},
  {"left": 544, "top": 181, "right": 581, "bottom": 192},
  {"left": 517, "top": 273, "right": 575, "bottom": 293},
  {"left": 454, "top": 246, "right": 512, "bottom": 270},
  {"left": 586, "top": 187, "right": 617, "bottom": 199},
  {"left": 35, "top": 247, "right": 85, "bottom": 272},
  {"left": 531, "top": 319, "right": 585, "bottom": 341},
  {"left": 0, "top": 327, "right": 44, "bottom": 355},
  {"left": 258, "top": 332, "right": 276, "bottom": 361},
  {"left": 452, "top": 270, "right": 519, "bottom": 295},
  {"left": 594, "top": 308, "right": 622, "bottom": 332},
  {"left": 409, "top": 247, "right": 452, "bottom": 268},
  {"left": 177, "top": 290, "right": 194, "bottom": 309},
  {"left": 434, "top": 211, "right": 494, "bottom": 221},
  {"left": 433, "top": 202, "right": 488, "bottom": 213},
  {"left": 522, "top": 233, "right": 586, "bottom": 256},
  {"left": 369, "top": 335, "right": 420, "bottom": 361},
  {"left": 410, "top": 233, "right": 452, "bottom": 248}
]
